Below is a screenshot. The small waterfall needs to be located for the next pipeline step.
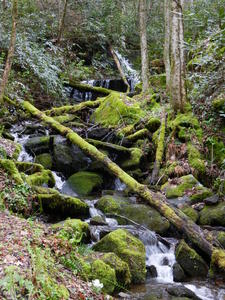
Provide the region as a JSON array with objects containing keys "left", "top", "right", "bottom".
[
  {"left": 114, "top": 178, "right": 126, "bottom": 191},
  {"left": 114, "top": 50, "right": 140, "bottom": 92},
  {"left": 52, "top": 172, "right": 65, "bottom": 191}
]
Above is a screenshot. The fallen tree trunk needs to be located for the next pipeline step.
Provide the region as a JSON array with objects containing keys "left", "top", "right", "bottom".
[
  {"left": 21, "top": 100, "right": 223, "bottom": 265},
  {"left": 45, "top": 98, "right": 104, "bottom": 116},
  {"left": 68, "top": 80, "right": 114, "bottom": 95}
]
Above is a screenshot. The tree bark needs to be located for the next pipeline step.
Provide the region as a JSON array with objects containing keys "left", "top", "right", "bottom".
[
  {"left": 170, "top": 0, "right": 186, "bottom": 112},
  {"left": 2, "top": 0, "right": 6, "bottom": 10},
  {"left": 164, "top": 0, "right": 171, "bottom": 91},
  {"left": 139, "top": 0, "right": 150, "bottom": 93},
  {"left": 56, "top": 0, "right": 68, "bottom": 44},
  {"left": 0, "top": 0, "right": 18, "bottom": 104},
  {"left": 20, "top": 100, "right": 224, "bottom": 265},
  {"left": 109, "top": 45, "right": 130, "bottom": 93}
]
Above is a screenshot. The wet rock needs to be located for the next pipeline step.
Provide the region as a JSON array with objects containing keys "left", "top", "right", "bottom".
[
  {"left": 172, "top": 262, "right": 186, "bottom": 282},
  {"left": 92, "top": 229, "right": 146, "bottom": 283},
  {"left": 181, "top": 206, "right": 199, "bottom": 223},
  {"left": 199, "top": 202, "right": 225, "bottom": 226},
  {"left": 96, "top": 195, "right": 170, "bottom": 235},
  {"left": 62, "top": 171, "right": 103, "bottom": 197},
  {"left": 147, "top": 265, "right": 157, "bottom": 278},
  {"left": 204, "top": 194, "right": 219, "bottom": 205},
  {"left": 192, "top": 202, "right": 205, "bottom": 211},
  {"left": 175, "top": 240, "right": 208, "bottom": 278},
  {"left": 118, "top": 292, "right": 131, "bottom": 298},
  {"left": 90, "top": 215, "right": 107, "bottom": 226},
  {"left": 35, "top": 153, "right": 52, "bottom": 170},
  {"left": 162, "top": 257, "right": 169, "bottom": 266},
  {"left": 25, "top": 136, "right": 51, "bottom": 155},
  {"left": 167, "top": 285, "right": 201, "bottom": 300}
]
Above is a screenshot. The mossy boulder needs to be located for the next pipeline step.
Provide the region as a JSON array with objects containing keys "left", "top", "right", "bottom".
[
  {"left": 175, "top": 240, "right": 208, "bottom": 278},
  {"left": 26, "top": 170, "right": 55, "bottom": 187},
  {"left": 90, "top": 259, "right": 117, "bottom": 294},
  {"left": 187, "top": 144, "right": 206, "bottom": 175},
  {"left": 145, "top": 117, "right": 161, "bottom": 132},
  {"left": 16, "top": 161, "right": 44, "bottom": 174},
  {"left": 121, "top": 148, "right": 143, "bottom": 169},
  {"left": 92, "top": 229, "right": 146, "bottom": 283},
  {"left": 161, "top": 175, "right": 211, "bottom": 200},
  {"left": 199, "top": 202, "right": 225, "bottom": 226},
  {"left": 37, "top": 193, "right": 89, "bottom": 218},
  {"left": 91, "top": 92, "right": 144, "bottom": 128},
  {"left": 53, "top": 143, "right": 90, "bottom": 175},
  {"left": 0, "top": 159, "right": 23, "bottom": 184},
  {"left": 181, "top": 206, "right": 199, "bottom": 223},
  {"left": 35, "top": 153, "right": 52, "bottom": 170},
  {"left": 53, "top": 219, "right": 90, "bottom": 243},
  {"left": 25, "top": 136, "right": 51, "bottom": 155},
  {"left": 62, "top": 171, "right": 103, "bottom": 196},
  {"left": 97, "top": 195, "right": 170, "bottom": 235}
]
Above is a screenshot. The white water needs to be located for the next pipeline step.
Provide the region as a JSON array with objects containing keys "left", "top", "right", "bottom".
[
  {"left": 52, "top": 171, "right": 65, "bottom": 190},
  {"left": 114, "top": 50, "right": 140, "bottom": 92},
  {"left": 114, "top": 178, "right": 127, "bottom": 191},
  {"left": 185, "top": 284, "right": 225, "bottom": 300}
]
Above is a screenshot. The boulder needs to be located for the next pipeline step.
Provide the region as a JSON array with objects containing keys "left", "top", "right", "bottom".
[
  {"left": 25, "top": 136, "right": 51, "bottom": 155},
  {"left": 92, "top": 229, "right": 146, "bottom": 283},
  {"left": 181, "top": 206, "right": 199, "bottom": 223},
  {"left": 96, "top": 195, "right": 170, "bottom": 235},
  {"left": 35, "top": 153, "right": 52, "bottom": 170},
  {"left": 90, "top": 215, "right": 107, "bottom": 226},
  {"left": 199, "top": 202, "right": 225, "bottom": 226},
  {"left": 26, "top": 169, "right": 55, "bottom": 187},
  {"left": 62, "top": 171, "right": 103, "bottom": 197},
  {"left": 204, "top": 194, "right": 219, "bottom": 205},
  {"left": 146, "top": 117, "right": 161, "bottom": 132},
  {"left": 167, "top": 285, "right": 201, "bottom": 300},
  {"left": 172, "top": 262, "right": 186, "bottom": 282},
  {"left": 175, "top": 240, "right": 208, "bottom": 278}
]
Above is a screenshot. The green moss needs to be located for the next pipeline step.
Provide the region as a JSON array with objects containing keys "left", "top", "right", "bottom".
[
  {"left": 149, "top": 74, "right": 166, "bottom": 89},
  {"left": 35, "top": 153, "right": 52, "bottom": 170},
  {"left": 187, "top": 143, "right": 206, "bottom": 174},
  {"left": 97, "top": 195, "right": 120, "bottom": 214},
  {"left": 91, "top": 92, "right": 145, "bottom": 127},
  {"left": 190, "top": 186, "right": 212, "bottom": 203},
  {"left": 181, "top": 206, "right": 199, "bottom": 223},
  {"left": 93, "top": 229, "right": 146, "bottom": 283},
  {"left": 210, "top": 249, "right": 225, "bottom": 275},
  {"left": 16, "top": 161, "right": 44, "bottom": 174},
  {"left": 206, "top": 137, "right": 225, "bottom": 165},
  {"left": 145, "top": 117, "right": 161, "bottom": 132},
  {"left": 161, "top": 175, "right": 198, "bottom": 198},
  {"left": 26, "top": 170, "right": 55, "bottom": 187},
  {"left": 66, "top": 171, "right": 103, "bottom": 196},
  {"left": 25, "top": 136, "right": 51, "bottom": 154},
  {"left": 91, "top": 259, "right": 117, "bottom": 294},
  {"left": 199, "top": 202, "right": 225, "bottom": 226},
  {"left": 121, "top": 148, "right": 143, "bottom": 169},
  {"left": 126, "top": 129, "right": 148, "bottom": 142},
  {"left": 102, "top": 253, "right": 131, "bottom": 288},
  {"left": 217, "top": 232, "right": 225, "bottom": 248},
  {"left": 0, "top": 159, "right": 23, "bottom": 184},
  {"left": 212, "top": 97, "right": 225, "bottom": 110},
  {"left": 175, "top": 240, "right": 208, "bottom": 277}
]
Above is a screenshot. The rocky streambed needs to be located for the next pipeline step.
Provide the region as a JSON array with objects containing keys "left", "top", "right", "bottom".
[{"left": 3, "top": 119, "right": 223, "bottom": 300}]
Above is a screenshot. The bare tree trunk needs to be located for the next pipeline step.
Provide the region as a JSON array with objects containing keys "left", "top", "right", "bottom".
[
  {"left": 2, "top": 0, "right": 7, "bottom": 10},
  {"left": 139, "top": 0, "right": 150, "bottom": 93},
  {"left": 164, "top": 0, "right": 171, "bottom": 91},
  {"left": 0, "top": 0, "right": 18, "bottom": 104},
  {"left": 109, "top": 45, "right": 130, "bottom": 93},
  {"left": 56, "top": 0, "right": 68, "bottom": 44},
  {"left": 170, "top": 0, "right": 186, "bottom": 113}
]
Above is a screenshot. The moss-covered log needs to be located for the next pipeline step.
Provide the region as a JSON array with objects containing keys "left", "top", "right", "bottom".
[
  {"left": 45, "top": 98, "right": 104, "bottom": 117},
  {"left": 68, "top": 80, "right": 114, "bottom": 95},
  {"left": 22, "top": 100, "right": 224, "bottom": 267},
  {"left": 126, "top": 129, "right": 149, "bottom": 142},
  {"left": 150, "top": 110, "right": 166, "bottom": 185}
]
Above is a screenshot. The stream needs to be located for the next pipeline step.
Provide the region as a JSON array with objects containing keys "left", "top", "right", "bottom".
[{"left": 10, "top": 54, "right": 225, "bottom": 300}]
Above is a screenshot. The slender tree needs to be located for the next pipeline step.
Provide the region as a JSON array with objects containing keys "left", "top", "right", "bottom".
[
  {"left": 170, "top": 0, "right": 186, "bottom": 112},
  {"left": 57, "top": 0, "right": 68, "bottom": 44},
  {"left": 164, "top": 0, "right": 171, "bottom": 91},
  {"left": 2, "top": 0, "right": 6, "bottom": 10},
  {"left": 139, "top": 0, "right": 150, "bottom": 93},
  {"left": 0, "top": 0, "right": 18, "bottom": 104}
]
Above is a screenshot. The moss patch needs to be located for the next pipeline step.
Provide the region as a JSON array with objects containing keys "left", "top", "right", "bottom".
[
  {"left": 26, "top": 170, "right": 55, "bottom": 187},
  {"left": 93, "top": 229, "right": 146, "bottom": 283},
  {"left": 35, "top": 153, "right": 52, "bottom": 170},
  {"left": 145, "top": 117, "right": 161, "bottom": 132},
  {"left": 187, "top": 143, "right": 206, "bottom": 175},
  {"left": 199, "top": 202, "right": 225, "bottom": 226},
  {"left": 181, "top": 206, "right": 199, "bottom": 223},
  {"left": 0, "top": 159, "right": 23, "bottom": 184}
]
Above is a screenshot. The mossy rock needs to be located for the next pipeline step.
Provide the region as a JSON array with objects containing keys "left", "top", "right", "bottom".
[
  {"left": 90, "top": 259, "right": 117, "bottom": 294},
  {"left": 145, "top": 117, "right": 161, "bottom": 132},
  {"left": 169, "top": 113, "right": 199, "bottom": 129},
  {"left": 25, "top": 136, "right": 51, "bottom": 155},
  {"left": 26, "top": 170, "right": 55, "bottom": 187},
  {"left": 0, "top": 159, "right": 23, "bottom": 184},
  {"left": 62, "top": 171, "right": 103, "bottom": 196},
  {"left": 210, "top": 249, "right": 225, "bottom": 277},
  {"left": 217, "top": 232, "right": 225, "bottom": 248},
  {"left": 16, "top": 161, "right": 44, "bottom": 174},
  {"left": 101, "top": 253, "right": 132, "bottom": 288},
  {"left": 181, "top": 206, "right": 199, "bottom": 223},
  {"left": 189, "top": 186, "right": 212, "bottom": 203},
  {"left": 35, "top": 153, "right": 52, "bottom": 170},
  {"left": 0, "top": 137, "right": 21, "bottom": 159},
  {"left": 187, "top": 144, "right": 206, "bottom": 175},
  {"left": 97, "top": 195, "right": 170, "bottom": 234},
  {"left": 212, "top": 97, "right": 225, "bottom": 111},
  {"left": 121, "top": 148, "right": 143, "bottom": 169},
  {"left": 93, "top": 229, "right": 146, "bottom": 283},
  {"left": 53, "top": 219, "right": 90, "bottom": 243},
  {"left": 38, "top": 193, "right": 89, "bottom": 218},
  {"left": 91, "top": 92, "right": 144, "bottom": 128},
  {"left": 199, "top": 202, "right": 225, "bottom": 226},
  {"left": 175, "top": 240, "right": 208, "bottom": 278}
]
